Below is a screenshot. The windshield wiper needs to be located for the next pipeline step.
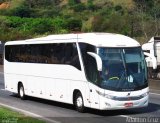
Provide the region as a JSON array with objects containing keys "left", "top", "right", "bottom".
[{"left": 121, "top": 49, "right": 127, "bottom": 77}]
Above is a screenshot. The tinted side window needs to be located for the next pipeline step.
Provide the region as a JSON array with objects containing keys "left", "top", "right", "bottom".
[
  {"left": 5, "top": 45, "right": 23, "bottom": 62},
  {"left": 64, "top": 43, "right": 81, "bottom": 70},
  {"left": 5, "top": 43, "right": 81, "bottom": 70},
  {"left": 79, "top": 43, "right": 99, "bottom": 84}
]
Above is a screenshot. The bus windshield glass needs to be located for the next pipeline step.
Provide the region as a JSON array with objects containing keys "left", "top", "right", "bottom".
[{"left": 98, "top": 47, "right": 147, "bottom": 91}]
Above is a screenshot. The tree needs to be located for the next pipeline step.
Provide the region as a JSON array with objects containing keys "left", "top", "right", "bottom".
[
  {"left": 68, "top": 0, "right": 76, "bottom": 6},
  {"left": 92, "top": 15, "right": 104, "bottom": 32},
  {"left": 12, "top": 5, "right": 31, "bottom": 17},
  {"left": 133, "top": 0, "right": 160, "bottom": 41},
  {"left": 66, "top": 18, "right": 82, "bottom": 32},
  {"left": 31, "top": 19, "right": 54, "bottom": 34},
  {"left": 151, "top": 0, "right": 160, "bottom": 36}
]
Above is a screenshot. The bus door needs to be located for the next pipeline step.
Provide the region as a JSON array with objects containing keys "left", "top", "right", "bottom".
[{"left": 88, "top": 83, "right": 100, "bottom": 109}]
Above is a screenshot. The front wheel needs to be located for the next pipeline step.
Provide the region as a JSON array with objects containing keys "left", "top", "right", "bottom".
[
  {"left": 74, "top": 92, "right": 85, "bottom": 113},
  {"left": 18, "top": 84, "right": 26, "bottom": 100}
]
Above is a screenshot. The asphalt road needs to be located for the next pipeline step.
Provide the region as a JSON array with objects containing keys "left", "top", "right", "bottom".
[{"left": 0, "top": 72, "right": 160, "bottom": 123}]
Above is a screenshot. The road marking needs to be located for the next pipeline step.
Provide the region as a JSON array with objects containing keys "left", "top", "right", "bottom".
[
  {"left": 119, "top": 115, "right": 132, "bottom": 118},
  {"left": 150, "top": 92, "right": 160, "bottom": 96},
  {"left": 0, "top": 102, "right": 61, "bottom": 123}
]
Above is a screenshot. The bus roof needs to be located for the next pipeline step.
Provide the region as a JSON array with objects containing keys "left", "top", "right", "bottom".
[{"left": 5, "top": 33, "right": 140, "bottom": 47}]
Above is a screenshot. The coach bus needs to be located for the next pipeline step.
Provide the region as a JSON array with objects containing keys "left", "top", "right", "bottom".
[{"left": 4, "top": 33, "right": 152, "bottom": 112}]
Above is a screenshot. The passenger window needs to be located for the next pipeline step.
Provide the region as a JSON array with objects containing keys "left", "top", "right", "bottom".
[
  {"left": 5, "top": 43, "right": 81, "bottom": 70},
  {"left": 64, "top": 43, "right": 81, "bottom": 70}
]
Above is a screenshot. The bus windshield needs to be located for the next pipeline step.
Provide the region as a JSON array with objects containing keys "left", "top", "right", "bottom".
[{"left": 98, "top": 47, "right": 148, "bottom": 91}]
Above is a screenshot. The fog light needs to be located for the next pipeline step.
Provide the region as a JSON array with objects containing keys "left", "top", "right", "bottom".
[{"left": 105, "top": 102, "right": 111, "bottom": 107}]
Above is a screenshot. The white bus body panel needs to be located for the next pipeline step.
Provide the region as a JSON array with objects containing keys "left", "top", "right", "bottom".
[{"left": 4, "top": 61, "right": 89, "bottom": 105}]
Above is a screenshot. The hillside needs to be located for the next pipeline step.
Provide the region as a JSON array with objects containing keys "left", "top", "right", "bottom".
[{"left": 0, "top": 0, "right": 160, "bottom": 43}]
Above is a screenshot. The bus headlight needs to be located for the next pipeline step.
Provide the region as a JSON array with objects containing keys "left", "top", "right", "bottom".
[
  {"left": 96, "top": 90, "right": 116, "bottom": 99},
  {"left": 140, "top": 92, "right": 149, "bottom": 98}
]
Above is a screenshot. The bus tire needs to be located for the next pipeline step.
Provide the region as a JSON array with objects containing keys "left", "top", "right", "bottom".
[
  {"left": 18, "top": 83, "right": 26, "bottom": 100},
  {"left": 74, "top": 92, "right": 85, "bottom": 113}
]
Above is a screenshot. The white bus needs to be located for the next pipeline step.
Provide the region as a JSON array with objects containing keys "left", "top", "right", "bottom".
[{"left": 4, "top": 33, "right": 149, "bottom": 112}]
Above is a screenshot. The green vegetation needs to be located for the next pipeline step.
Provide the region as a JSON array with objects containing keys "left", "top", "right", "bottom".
[
  {"left": 0, "top": 106, "right": 45, "bottom": 123},
  {"left": 0, "top": 0, "right": 160, "bottom": 43}
]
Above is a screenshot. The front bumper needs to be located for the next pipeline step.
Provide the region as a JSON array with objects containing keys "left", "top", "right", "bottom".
[{"left": 99, "top": 95, "right": 148, "bottom": 110}]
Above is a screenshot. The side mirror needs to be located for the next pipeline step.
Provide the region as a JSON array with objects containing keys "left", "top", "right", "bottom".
[
  {"left": 143, "top": 52, "right": 157, "bottom": 69},
  {"left": 87, "top": 52, "right": 102, "bottom": 71}
]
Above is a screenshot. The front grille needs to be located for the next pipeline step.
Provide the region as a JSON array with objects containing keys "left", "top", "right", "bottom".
[{"left": 114, "top": 95, "right": 144, "bottom": 101}]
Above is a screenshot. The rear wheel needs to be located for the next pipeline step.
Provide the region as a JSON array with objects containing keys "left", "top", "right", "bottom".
[
  {"left": 74, "top": 92, "right": 85, "bottom": 113},
  {"left": 18, "top": 84, "right": 26, "bottom": 100}
]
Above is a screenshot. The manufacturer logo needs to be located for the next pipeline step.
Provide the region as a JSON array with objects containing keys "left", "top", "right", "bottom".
[
  {"left": 127, "top": 93, "right": 131, "bottom": 96},
  {"left": 127, "top": 93, "right": 131, "bottom": 100}
]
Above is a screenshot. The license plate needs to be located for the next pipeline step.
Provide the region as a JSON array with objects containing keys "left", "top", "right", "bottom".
[{"left": 124, "top": 102, "right": 133, "bottom": 107}]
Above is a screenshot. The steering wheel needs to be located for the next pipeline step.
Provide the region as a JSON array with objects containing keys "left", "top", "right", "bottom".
[{"left": 109, "top": 76, "right": 120, "bottom": 80}]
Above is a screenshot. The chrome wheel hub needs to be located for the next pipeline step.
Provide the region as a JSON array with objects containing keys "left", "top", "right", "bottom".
[
  {"left": 20, "top": 87, "right": 24, "bottom": 97},
  {"left": 76, "top": 96, "right": 83, "bottom": 107}
]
